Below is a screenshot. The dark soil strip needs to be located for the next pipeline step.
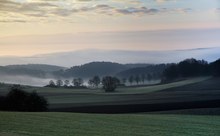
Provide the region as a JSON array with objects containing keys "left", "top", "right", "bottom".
[{"left": 50, "top": 99, "right": 220, "bottom": 114}]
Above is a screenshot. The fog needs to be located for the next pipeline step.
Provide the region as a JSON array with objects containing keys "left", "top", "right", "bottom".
[
  {"left": 0, "top": 47, "right": 220, "bottom": 67},
  {"left": 0, "top": 75, "right": 161, "bottom": 87},
  {"left": 0, "top": 75, "right": 93, "bottom": 87},
  {"left": 0, "top": 75, "right": 54, "bottom": 87},
  {"left": 124, "top": 80, "right": 161, "bottom": 87}
]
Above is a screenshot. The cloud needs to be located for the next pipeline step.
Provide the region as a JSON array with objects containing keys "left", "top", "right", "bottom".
[
  {"left": 0, "top": 19, "right": 26, "bottom": 23},
  {"left": 115, "top": 7, "right": 159, "bottom": 15},
  {"left": 0, "top": 0, "right": 193, "bottom": 23},
  {"left": 155, "top": 0, "right": 177, "bottom": 3},
  {"left": 52, "top": 4, "right": 191, "bottom": 17}
]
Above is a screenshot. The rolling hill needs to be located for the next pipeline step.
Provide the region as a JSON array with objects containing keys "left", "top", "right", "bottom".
[
  {"left": 54, "top": 62, "right": 152, "bottom": 78},
  {"left": 0, "top": 62, "right": 153, "bottom": 79}
]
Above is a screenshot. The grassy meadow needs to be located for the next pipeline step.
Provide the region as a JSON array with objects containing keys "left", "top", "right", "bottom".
[
  {"left": 0, "top": 112, "right": 220, "bottom": 136},
  {"left": 0, "top": 77, "right": 220, "bottom": 136},
  {"left": 0, "top": 77, "right": 211, "bottom": 109}
]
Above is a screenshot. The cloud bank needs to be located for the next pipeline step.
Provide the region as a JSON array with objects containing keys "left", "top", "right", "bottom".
[{"left": 0, "top": 0, "right": 192, "bottom": 23}]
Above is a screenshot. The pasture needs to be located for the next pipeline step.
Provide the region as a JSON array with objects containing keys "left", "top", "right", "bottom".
[
  {"left": 0, "top": 112, "right": 220, "bottom": 136},
  {"left": 1, "top": 77, "right": 219, "bottom": 112},
  {"left": 0, "top": 77, "right": 220, "bottom": 136}
]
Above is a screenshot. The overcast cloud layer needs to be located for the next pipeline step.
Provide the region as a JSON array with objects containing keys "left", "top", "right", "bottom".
[
  {"left": 0, "top": 0, "right": 194, "bottom": 23},
  {"left": 0, "top": 0, "right": 220, "bottom": 59}
]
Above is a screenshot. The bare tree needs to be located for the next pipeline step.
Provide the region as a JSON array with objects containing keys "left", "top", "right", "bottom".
[
  {"left": 122, "top": 78, "right": 127, "bottom": 85},
  {"left": 56, "top": 79, "right": 63, "bottom": 87},
  {"left": 102, "top": 76, "right": 118, "bottom": 92},
  {"left": 141, "top": 74, "right": 145, "bottom": 84},
  {"left": 93, "top": 76, "right": 101, "bottom": 88},
  {"left": 129, "top": 75, "right": 134, "bottom": 85},
  {"left": 135, "top": 75, "right": 140, "bottom": 85},
  {"left": 72, "top": 78, "right": 83, "bottom": 87},
  {"left": 64, "top": 80, "right": 70, "bottom": 87},
  {"left": 48, "top": 80, "right": 56, "bottom": 87}
]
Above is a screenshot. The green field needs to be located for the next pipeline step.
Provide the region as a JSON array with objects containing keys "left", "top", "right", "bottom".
[
  {"left": 45, "top": 77, "right": 220, "bottom": 109},
  {"left": 0, "top": 77, "right": 220, "bottom": 135},
  {"left": 0, "top": 77, "right": 217, "bottom": 110},
  {"left": 0, "top": 112, "right": 219, "bottom": 136}
]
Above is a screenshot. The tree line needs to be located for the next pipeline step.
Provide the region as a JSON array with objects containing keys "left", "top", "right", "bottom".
[
  {"left": 46, "top": 73, "right": 158, "bottom": 92},
  {"left": 46, "top": 78, "right": 85, "bottom": 88},
  {"left": 163, "top": 58, "right": 220, "bottom": 81},
  {"left": 46, "top": 76, "right": 121, "bottom": 92},
  {"left": 46, "top": 58, "right": 220, "bottom": 91}
]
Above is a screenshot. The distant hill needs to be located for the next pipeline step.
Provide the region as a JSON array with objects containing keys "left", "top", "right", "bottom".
[
  {"left": 53, "top": 62, "right": 156, "bottom": 78},
  {"left": 0, "top": 66, "right": 46, "bottom": 78},
  {"left": 55, "top": 62, "right": 128, "bottom": 78},
  {"left": 1, "top": 48, "right": 220, "bottom": 67},
  {"left": 0, "top": 62, "right": 162, "bottom": 79},
  {"left": 124, "top": 64, "right": 151, "bottom": 69},
  {"left": 0, "top": 64, "right": 66, "bottom": 78}
]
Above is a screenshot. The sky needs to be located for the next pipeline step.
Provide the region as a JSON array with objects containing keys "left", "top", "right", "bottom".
[{"left": 0, "top": 0, "right": 220, "bottom": 57}]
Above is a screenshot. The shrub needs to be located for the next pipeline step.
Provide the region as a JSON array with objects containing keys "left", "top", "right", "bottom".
[{"left": 1, "top": 87, "right": 48, "bottom": 111}]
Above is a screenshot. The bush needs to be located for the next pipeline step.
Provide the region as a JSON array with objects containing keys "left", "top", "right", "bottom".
[
  {"left": 0, "top": 96, "right": 6, "bottom": 110},
  {"left": 25, "top": 91, "right": 48, "bottom": 111},
  {"left": 1, "top": 87, "right": 48, "bottom": 111}
]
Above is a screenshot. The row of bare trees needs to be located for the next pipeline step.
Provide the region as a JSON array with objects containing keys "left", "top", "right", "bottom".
[
  {"left": 47, "top": 78, "right": 84, "bottom": 88},
  {"left": 46, "top": 76, "right": 121, "bottom": 92},
  {"left": 47, "top": 73, "right": 157, "bottom": 89},
  {"left": 122, "top": 73, "right": 158, "bottom": 85}
]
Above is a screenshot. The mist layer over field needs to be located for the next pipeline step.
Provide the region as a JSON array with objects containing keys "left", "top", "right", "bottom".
[
  {"left": 0, "top": 75, "right": 53, "bottom": 87},
  {"left": 0, "top": 75, "right": 161, "bottom": 87}
]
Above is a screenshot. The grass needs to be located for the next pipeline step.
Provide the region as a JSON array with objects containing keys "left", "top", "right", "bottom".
[
  {"left": 0, "top": 77, "right": 213, "bottom": 109},
  {"left": 47, "top": 77, "right": 219, "bottom": 109},
  {"left": 116, "top": 77, "right": 211, "bottom": 94},
  {"left": 1, "top": 76, "right": 219, "bottom": 112},
  {"left": 0, "top": 77, "right": 210, "bottom": 95},
  {"left": 149, "top": 108, "right": 220, "bottom": 115},
  {"left": 0, "top": 112, "right": 219, "bottom": 136},
  {"left": 0, "top": 77, "right": 219, "bottom": 135},
  {"left": 32, "top": 77, "right": 211, "bottom": 95}
]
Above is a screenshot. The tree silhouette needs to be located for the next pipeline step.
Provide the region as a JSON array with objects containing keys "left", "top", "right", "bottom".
[
  {"left": 129, "top": 75, "right": 134, "bottom": 85},
  {"left": 141, "top": 74, "right": 145, "bottom": 84},
  {"left": 135, "top": 75, "right": 140, "bottom": 85},
  {"left": 2, "top": 87, "right": 48, "bottom": 111},
  {"left": 78, "top": 78, "right": 84, "bottom": 86},
  {"left": 93, "top": 76, "right": 101, "bottom": 87},
  {"left": 113, "top": 77, "right": 120, "bottom": 85},
  {"left": 48, "top": 80, "right": 56, "bottom": 87},
  {"left": 122, "top": 78, "right": 127, "bottom": 85},
  {"left": 102, "top": 76, "right": 118, "bottom": 92},
  {"left": 163, "top": 58, "right": 211, "bottom": 80},
  {"left": 210, "top": 59, "right": 220, "bottom": 77},
  {"left": 64, "top": 80, "right": 70, "bottom": 87},
  {"left": 56, "top": 79, "right": 63, "bottom": 87},
  {"left": 72, "top": 78, "right": 83, "bottom": 87},
  {"left": 88, "top": 79, "right": 94, "bottom": 87}
]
